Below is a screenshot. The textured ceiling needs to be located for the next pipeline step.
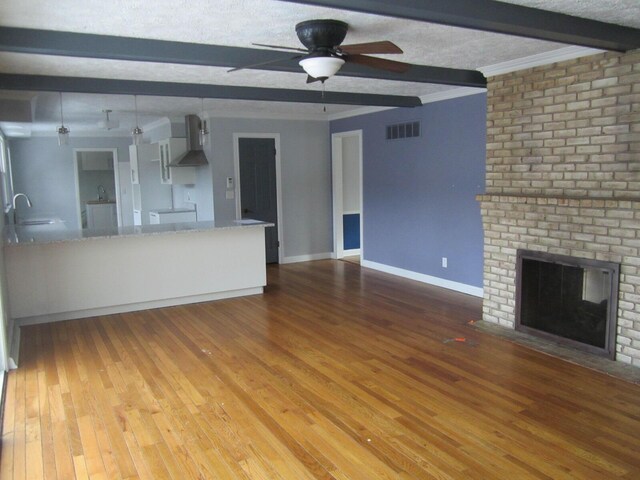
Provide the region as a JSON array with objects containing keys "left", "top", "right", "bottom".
[{"left": 0, "top": 0, "right": 638, "bottom": 135}]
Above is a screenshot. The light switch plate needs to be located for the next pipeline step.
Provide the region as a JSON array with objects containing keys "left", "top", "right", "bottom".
[{"left": 226, "top": 177, "right": 233, "bottom": 189}]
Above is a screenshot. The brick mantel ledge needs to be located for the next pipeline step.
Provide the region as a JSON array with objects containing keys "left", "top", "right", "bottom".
[{"left": 476, "top": 194, "right": 640, "bottom": 209}]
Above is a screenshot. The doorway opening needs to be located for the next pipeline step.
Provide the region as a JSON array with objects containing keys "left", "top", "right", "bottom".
[
  {"left": 233, "top": 134, "right": 283, "bottom": 264},
  {"left": 73, "top": 148, "right": 122, "bottom": 230},
  {"left": 331, "top": 130, "right": 363, "bottom": 262}
]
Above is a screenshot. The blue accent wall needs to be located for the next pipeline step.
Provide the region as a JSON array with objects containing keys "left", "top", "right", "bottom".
[
  {"left": 343, "top": 213, "right": 360, "bottom": 250},
  {"left": 330, "top": 93, "right": 486, "bottom": 288}
]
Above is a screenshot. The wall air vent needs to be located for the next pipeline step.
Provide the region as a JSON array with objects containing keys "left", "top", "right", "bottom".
[{"left": 386, "top": 121, "right": 420, "bottom": 140}]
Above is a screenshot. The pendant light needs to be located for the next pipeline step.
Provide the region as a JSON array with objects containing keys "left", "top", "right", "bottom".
[
  {"left": 57, "top": 92, "right": 70, "bottom": 146},
  {"left": 131, "top": 95, "right": 143, "bottom": 145},
  {"left": 199, "top": 97, "right": 209, "bottom": 146}
]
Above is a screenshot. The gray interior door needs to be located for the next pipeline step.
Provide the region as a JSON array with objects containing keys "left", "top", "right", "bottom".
[{"left": 239, "top": 138, "right": 279, "bottom": 264}]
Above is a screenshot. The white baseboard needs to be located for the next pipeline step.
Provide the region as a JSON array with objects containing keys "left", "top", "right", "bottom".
[
  {"left": 342, "top": 249, "right": 361, "bottom": 257},
  {"left": 8, "top": 321, "right": 20, "bottom": 370},
  {"left": 361, "top": 260, "right": 483, "bottom": 297},
  {"left": 281, "top": 252, "right": 332, "bottom": 264}
]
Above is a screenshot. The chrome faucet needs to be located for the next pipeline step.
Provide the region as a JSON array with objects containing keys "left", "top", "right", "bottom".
[
  {"left": 12, "top": 192, "right": 33, "bottom": 224},
  {"left": 97, "top": 185, "right": 106, "bottom": 201}
]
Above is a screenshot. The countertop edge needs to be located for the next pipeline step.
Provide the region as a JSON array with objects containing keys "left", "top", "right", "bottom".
[{"left": 4, "top": 221, "right": 274, "bottom": 247}]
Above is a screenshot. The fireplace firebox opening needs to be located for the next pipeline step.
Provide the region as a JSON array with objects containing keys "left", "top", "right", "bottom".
[{"left": 515, "top": 250, "right": 619, "bottom": 359}]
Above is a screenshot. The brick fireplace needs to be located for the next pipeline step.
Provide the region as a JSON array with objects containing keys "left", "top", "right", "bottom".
[{"left": 478, "top": 49, "right": 640, "bottom": 367}]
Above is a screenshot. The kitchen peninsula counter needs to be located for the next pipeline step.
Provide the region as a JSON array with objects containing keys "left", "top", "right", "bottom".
[
  {"left": 4, "top": 220, "right": 273, "bottom": 329},
  {"left": 4, "top": 219, "right": 271, "bottom": 246}
]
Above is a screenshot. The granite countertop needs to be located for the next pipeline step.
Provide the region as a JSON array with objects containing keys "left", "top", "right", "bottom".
[{"left": 4, "top": 219, "right": 274, "bottom": 247}]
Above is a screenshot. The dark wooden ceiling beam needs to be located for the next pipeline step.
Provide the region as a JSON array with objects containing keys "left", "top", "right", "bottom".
[
  {"left": 280, "top": 0, "right": 640, "bottom": 52},
  {"left": 0, "top": 74, "right": 423, "bottom": 108},
  {"left": 0, "top": 27, "right": 486, "bottom": 88}
]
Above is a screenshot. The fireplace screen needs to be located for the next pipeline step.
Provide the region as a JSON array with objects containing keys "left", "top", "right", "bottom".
[{"left": 516, "top": 250, "right": 619, "bottom": 358}]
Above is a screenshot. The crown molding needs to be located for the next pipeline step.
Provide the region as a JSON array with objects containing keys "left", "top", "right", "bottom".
[
  {"left": 327, "top": 105, "right": 393, "bottom": 121},
  {"left": 419, "top": 87, "right": 486, "bottom": 104},
  {"left": 327, "top": 87, "right": 488, "bottom": 121},
  {"left": 206, "top": 109, "right": 330, "bottom": 122},
  {"left": 479, "top": 46, "right": 605, "bottom": 77}
]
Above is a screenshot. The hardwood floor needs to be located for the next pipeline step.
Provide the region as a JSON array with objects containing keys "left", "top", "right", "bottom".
[{"left": 2, "top": 260, "right": 640, "bottom": 479}]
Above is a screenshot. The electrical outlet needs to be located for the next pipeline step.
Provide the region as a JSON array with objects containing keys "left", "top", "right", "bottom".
[
  {"left": 442, "top": 257, "right": 448, "bottom": 268},
  {"left": 226, "top": 190, "right": 234, "bottom": 200}
]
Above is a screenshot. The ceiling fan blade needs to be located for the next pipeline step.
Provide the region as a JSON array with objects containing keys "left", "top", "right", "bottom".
[
  {"left": 339, "top": 41, "right": 403, "bottom": 55},
  {"left": 253, "top": 43, "right": 307, "bottom": 53},
  {"left": 227, "top": 55, "right": 302, "bottom": 73},
  {"left": 346, "top": 54, "right": 411, "bottom": 74},
  {"left": 306, "top": 75, "right": 321, "bottom": 84}
]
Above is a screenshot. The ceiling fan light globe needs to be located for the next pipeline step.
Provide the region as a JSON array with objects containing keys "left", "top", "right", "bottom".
[{"left": 299, "top": 56, "right": 345, "bottom": 80}]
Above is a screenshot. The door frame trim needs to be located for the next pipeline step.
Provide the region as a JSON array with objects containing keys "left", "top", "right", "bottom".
[
  {"left": 233, "top": 133, "right": 284, "bottom": 264},
  {"left": 72, "top": 148, "right": 121, "bottom": 230},
  {"left": 331, "top": 130, "right": 363, "bottom": 260}
]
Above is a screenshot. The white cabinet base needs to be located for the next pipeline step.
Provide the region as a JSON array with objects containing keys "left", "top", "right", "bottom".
[
  {"left": 149, "top": 210, "right": 197, "bottom": 224},
  {"left": 86, "top": 203, "right": 117, "bottom": 229},
  {"left": 6, "top": 227, "right": 268, "bottom": 323}
]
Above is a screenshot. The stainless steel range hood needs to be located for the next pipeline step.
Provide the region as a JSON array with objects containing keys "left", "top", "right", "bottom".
[{"left": 170, "top": 115, "right": 209, "bottom": 167}]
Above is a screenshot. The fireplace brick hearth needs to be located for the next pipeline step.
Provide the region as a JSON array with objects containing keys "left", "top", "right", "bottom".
[{"left": 478, "top": 49, "right": 640, "bottom": 366}]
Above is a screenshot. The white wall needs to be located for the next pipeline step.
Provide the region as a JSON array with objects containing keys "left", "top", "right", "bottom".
[
  {"left": 201, "top": 117, "right": 333, "bottom": 259},
  {"left": 9, "top": 136, "right": 134, "bottom": 227},
  {"left": 0, "top": 205, "right": 8, "bottom": 371},
  {"left": 342, "top": 135, "right": 361, "bottom": 214},
  {"left": 9, "top": 118, "right": 334, "bottom": 261},
  {"left": 145, "top": 118, "right": 208, "bottom": 221}
]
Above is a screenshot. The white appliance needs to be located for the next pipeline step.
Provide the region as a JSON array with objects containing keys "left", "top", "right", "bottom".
[
  {"left": 86, "top": 202, "right": 117, "bottom": 229},
  {"left": 149, "top": 208, "right": 197, "bottom": 224}
]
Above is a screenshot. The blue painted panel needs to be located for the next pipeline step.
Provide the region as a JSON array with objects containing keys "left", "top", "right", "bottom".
[
  {"left": 330, "top": 93, "right": 486, "bottom": 288},
  {"left": 343, "top": 213, "right": 360, "bottom": 250}
]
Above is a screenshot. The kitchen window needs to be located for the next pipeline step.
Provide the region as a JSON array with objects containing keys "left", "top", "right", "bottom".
[{"left": 0, "top": 132, "right": 13, "bottom": 213}]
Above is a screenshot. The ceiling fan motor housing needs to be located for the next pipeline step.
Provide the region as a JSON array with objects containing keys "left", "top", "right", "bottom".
[{"left": 295, "top": 20, "right": 348, "bottom": 53}]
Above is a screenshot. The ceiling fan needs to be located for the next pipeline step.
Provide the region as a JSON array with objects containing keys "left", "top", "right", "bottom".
[{"left": 229, "top": 19, "right": 411, "bottom": 83}]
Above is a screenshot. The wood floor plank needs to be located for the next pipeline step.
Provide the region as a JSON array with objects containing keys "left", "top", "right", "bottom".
[
  {"left": 0, "top": 432, "right": 15, "bottom": 480},
  {"left": 3, "top": 260, "right": 640, "bottom": 479},
  {"left": 12, "top": 359, "right": 27, "bottom": 480},
  {"left": 51, "top": 420, "right": 75, "bottom": 480},
  {"left": 2, "top": 368, "right": 17, "bottom": 437}
]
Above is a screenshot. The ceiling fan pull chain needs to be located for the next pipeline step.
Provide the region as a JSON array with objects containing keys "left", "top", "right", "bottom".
[{"left": 322, "top": 81, "right": 326, "bottom": 112}]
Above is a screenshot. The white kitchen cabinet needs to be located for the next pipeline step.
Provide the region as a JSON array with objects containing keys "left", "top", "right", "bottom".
[
  {"left": 159, "top": 138, "right": 196, "bottom": 185},
  {"left": 149, "top": 209, "right": 197, "bottom": 224},
  {"left": 133, "top": 209, "right": 142, "bottom": 226},
  {"left": 129, "top": 144, "right": 156, "bottom": 185},
  {"left": 86, "top": 202, "right": 117, "bottom": 230},
  {"left": 130, "top": 145, "right": 173, "bottom": 226}
]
